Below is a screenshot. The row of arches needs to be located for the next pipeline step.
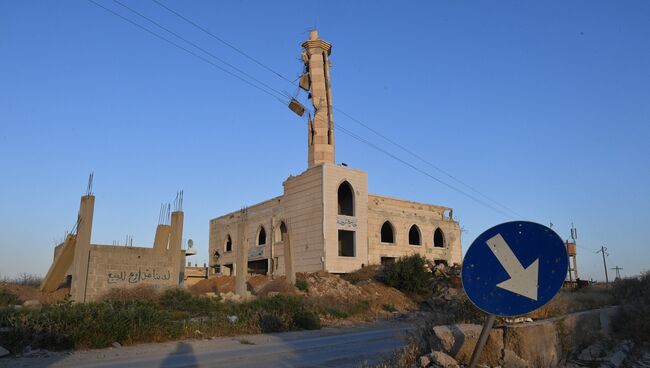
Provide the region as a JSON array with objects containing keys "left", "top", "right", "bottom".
[
  {"left": 222, "top": 221, "right": 288, "bottom": 252},
  {"left": 380, "top": 221, "right": 446, "bottom": 247}
]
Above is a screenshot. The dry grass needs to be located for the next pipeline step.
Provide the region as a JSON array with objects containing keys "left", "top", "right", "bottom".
[
  {"left": 0, "top": 283, "right": 69, "bottom": 305},
  {"left": 525, "top": 287, "right": 615, "bottom": 319},
  {"left": 341, "top": 265, "right": 381, "bottom": 285},
  {"left": 101, "top": 285, "right": 159, "bottom": 302}
]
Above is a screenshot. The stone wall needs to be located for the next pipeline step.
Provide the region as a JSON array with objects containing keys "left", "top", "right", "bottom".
[
  {"left": 83, "top": 245, "right": 183, "bottom": 302},
  {"left": 367, "top": 194, "right": 462, "bottom": 266}
]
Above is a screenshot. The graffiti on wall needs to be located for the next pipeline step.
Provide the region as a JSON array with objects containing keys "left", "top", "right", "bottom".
[{"left": 107, "top": 268, "right": 172, "bottom": 284}]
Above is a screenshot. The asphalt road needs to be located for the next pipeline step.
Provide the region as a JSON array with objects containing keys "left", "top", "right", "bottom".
[{"left": 1, "top": 320, "right": 416, "bottom": 368}]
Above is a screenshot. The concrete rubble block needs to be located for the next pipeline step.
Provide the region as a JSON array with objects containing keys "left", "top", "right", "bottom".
[
  {"left": 428, "top": 351, "right": 460, "bottom": 367},
  {"left": 22, "top": 300, "right": 42, "bottom": 311},
  {"left": 503, "top": 348, "right": 529, "bottom": 368},
  {"left": 577, "top": 341, "right": 606, "bottom": 361},
  {"left": 429, "top": 324, "right": 503, "bottom": 366},
  {"left": 503, "top": 321, "right": 560, "bottom": 368},
  {"left": 556, "top": 309, "right": 603, "bottom": 351},
  {"left": 0, "top": 346, "right": 9, "bottom": 358}
]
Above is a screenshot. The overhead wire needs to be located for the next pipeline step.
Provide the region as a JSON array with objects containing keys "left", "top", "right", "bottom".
[
  {"left": 149, "top": 0, "right": 523, "bottom": 219},
  {"left": 86, "top": 0, "right": 519, "bottom": 219},
  {"left": 86, "top": 0, "right": 286, "bottom": 104}
]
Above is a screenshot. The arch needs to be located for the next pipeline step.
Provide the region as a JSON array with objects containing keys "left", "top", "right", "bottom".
[
  {"left": 337, "top": 181, "right": 354, "bottom": 216},
  {"left": 257, "top": 226, "right": 267, "bottom": 246},
  {"left": 434, "top": 228, "right": 445, "bottom": 248},
  {"left": 280, "top": 221, "right": 287, "bottom": 241},
  {"left": 408, "top": 225, "right": 421, "bottom": 246},
  {"left": 380, "top": 221, "right": 395, "bottom": 243},
  {"left": 224, "top": 234, "right": 232, "bottom": 252}
]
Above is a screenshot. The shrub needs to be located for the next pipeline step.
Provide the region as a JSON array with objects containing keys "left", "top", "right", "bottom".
[
  {"left": 293, "top": 309, "right": 320, "bottom": 330},
  {"left": 295, "top": 279, "right": 309, "bottom": 293},
  {"left": 0, "top": 289, "right": 21, "bottom": 306},
  {"left": 342, "top": 265, "right": 380, "bottom": 285},
  {"left": 612, "top": 272, "right": 650, "bottom": 342},
  {"left": 382, "top": 303, "right": 397, "bottom": 312},
  {"left": 158, "top": 288, "right": 220, "bottom": 315},
  {"left": 382, "top": 254, "right": 433, "bottom": 297},
  {"left": 101, "top": 285, "right": 159, "bottom": 302}
]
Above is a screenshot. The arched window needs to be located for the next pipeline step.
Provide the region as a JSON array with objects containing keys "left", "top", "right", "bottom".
[
  {"left": 434, "top": 228, "right": 445, "bottom": 248},
  {"left": 380, "top": 221, "right": 394, "bottom": 243},
  {"left": 224, "top": 234, "right": 232, "bottom": 252},
  {"left": 338, "top": 181, "right": 354, "bottom": 216},
  {"left": 280, "top": 221, "right": 287, "bottom": 242},
  {"left": 257, "top": 226, "right": 267, "bottom": 246},
  {"left": 409, "top": 225, "right": 421, "bottom": 246}
]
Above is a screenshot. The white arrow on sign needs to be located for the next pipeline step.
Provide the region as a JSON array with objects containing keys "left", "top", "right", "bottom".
[{"left": 486, "top": 233, "right": 539, "bottom": 301}]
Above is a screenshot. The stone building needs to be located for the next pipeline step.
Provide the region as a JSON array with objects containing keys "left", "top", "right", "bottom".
[{"left": 208, "top": 30, "right": 462, "bottom": 278}]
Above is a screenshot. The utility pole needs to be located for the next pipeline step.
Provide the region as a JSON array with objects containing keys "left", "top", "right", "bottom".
[
  {"left": 596, "top": 246, "right": 609, "bottom": 284},
  {"left": 611, "top": 266, "right": 623, "bottom": 280}
]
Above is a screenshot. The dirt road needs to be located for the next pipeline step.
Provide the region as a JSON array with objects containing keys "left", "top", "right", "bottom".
[{"left": 1, "top": 319, "right": 415, "bottom": 368}]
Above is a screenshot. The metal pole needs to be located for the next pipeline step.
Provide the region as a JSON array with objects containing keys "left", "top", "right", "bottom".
[
  {"left": 599, "top": 246, "right": 609, "bottom": 284},
  {"left": 468, "top": 314, "right": 496, "bottom": 368}
]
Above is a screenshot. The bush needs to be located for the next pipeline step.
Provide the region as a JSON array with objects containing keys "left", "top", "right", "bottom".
[
  {"left": 101, "top": 285, "right": 159, "bottom": 302},
  {"left": 342, "top": 265, "right": 380, "bottom": 285},
  {"left": 612, "top": 272, "right": 650, "bottom": 342},
  {"left": 0, "top": 289, "right": 21, "bottom": 306},
  {"left": 382, "top": 254, "right": 433, "bottom": 297},
  {"left": 158, "top": 288, "right": 219, "bottom": 315},
  {"left": 382, "top": 303, "right": 397, "bottom": 312},
  {"left": 293, "top": 309, "right": 320, "bottom": 330},
  {"left": 295, "top": 279, "right": 309, "bottom": 293}
]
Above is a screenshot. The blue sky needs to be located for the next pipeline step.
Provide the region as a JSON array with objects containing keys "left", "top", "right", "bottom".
[{"left": 1, "top": 1, "right": 648, "bottom": 281}]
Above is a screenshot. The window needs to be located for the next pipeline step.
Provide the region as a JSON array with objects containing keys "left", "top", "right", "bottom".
[
  {"left": 409, "top": 225, "right": 421, "bottom": 246},
  {"left": 338, "top": 230, "right": 355, "bottom": 257},
  {"left": 380, "top": 221, "right": 394, "bottom": 243},
  {"left": 280, "top": 221, "right": 287, "bottom": 242},
  {"left": 434, "top": 228, "right": 445, "bottom": 248},
  {"left": 337, "top": 181, "right": 354, "bottom": 216},
  {"left": 257, "top": 226, "right": 266, "bottom": 246},
  {"left": 224, "top": 234, "right": 232, "bottom": 252}
]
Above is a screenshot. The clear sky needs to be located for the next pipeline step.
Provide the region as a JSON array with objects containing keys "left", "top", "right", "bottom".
[{"left": 1, "top": 1, "right": 648, "bottom": 281}]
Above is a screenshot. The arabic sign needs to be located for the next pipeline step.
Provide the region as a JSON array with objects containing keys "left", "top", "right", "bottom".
[
  {"left": 107, "top": 268, "right": 172, "bottom": 284},
  {"left": 462, "top": 221, "right": 568, "bottom": 317}
]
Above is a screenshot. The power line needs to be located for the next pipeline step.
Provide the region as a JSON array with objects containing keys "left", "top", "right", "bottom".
[
  {"left": 149, "top": 0, "right": 523, "bottom": 219},
  {"left": 86, "top": 0, "right": 286, "bottom": 104},
  {"left": 111, "top": 0, "right": 288, "bottom": 101},
  {"left": 150, "top": 0, "right": 295, "bottom": 85},
  {"left": 85, "top": 0, "right": 517, "bottom": 219}
]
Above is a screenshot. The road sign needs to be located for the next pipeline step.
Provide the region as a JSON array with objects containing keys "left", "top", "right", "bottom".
[{"left": 462, "top": 221, "right": 568, "bottom": 317}]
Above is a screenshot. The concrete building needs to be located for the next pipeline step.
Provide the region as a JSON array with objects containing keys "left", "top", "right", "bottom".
[
  {"left": 208, "top": 30, "right": 462, "bottom": 278},
  {"left": 41, "top": 186, "right": 187, "bottom": 302}
]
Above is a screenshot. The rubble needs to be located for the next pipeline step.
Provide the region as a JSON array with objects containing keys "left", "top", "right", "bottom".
[{"left": 0, "top": 346, "right": 9, "bottom": 358}]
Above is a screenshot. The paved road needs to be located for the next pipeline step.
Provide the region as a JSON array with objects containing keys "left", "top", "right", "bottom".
[{"left": 1, "top": 320, "right": 415, "bottom": 368}]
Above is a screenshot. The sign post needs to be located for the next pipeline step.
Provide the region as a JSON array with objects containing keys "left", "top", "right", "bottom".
[{"left": 462, "top": 221, "right": 568, "bottom": 367}]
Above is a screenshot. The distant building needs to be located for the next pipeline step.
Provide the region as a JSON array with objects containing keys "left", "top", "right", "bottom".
[{"left": 209, "top": 31, "right": 462, "bottom": 277}]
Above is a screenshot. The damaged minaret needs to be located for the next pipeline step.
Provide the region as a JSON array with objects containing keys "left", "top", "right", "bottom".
[{"left": 302, "top": 29, "right": 335, "bottom": 168}]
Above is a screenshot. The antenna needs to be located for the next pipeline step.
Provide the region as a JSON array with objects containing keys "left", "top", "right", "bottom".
[{"left": 570, "top": 222, "right": 577, "bottom": 241}]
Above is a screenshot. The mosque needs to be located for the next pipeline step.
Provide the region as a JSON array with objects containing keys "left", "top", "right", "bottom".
[{"left": 209, "top": 30, "right": 462, "bottom": 278}]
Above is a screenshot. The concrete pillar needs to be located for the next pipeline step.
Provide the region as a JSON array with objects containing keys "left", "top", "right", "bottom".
[
  {"left": 283, "top": 225, "right": 296, "bottom": 285},
  {"left": 235, "top": 219, "right": 248, "bottom": 297},
  {"left": 153, "top": 224, "right": 171, "bottom": 254},
  {"left": 70, "top": 195, "right": 95, "bottom": 302},
  {"left": 169, "top": 211, "right": 184, "bottom": 285},
  {"left": 40, "top": 234, "right": 77, "bottom": 292}
]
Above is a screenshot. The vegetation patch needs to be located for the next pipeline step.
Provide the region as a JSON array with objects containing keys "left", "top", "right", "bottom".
[
  {"left": 612, "top": 271, "right": 650, "bottom": 342},
  {"left": 381, "top": 254, "right": 433, "bottom": 298}
]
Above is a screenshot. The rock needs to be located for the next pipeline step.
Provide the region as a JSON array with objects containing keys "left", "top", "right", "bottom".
[
  {"left": 429, "top": 324, "right": 503, "bottom": 366},
  {"left": 267, "top": 292, "right": 280, "bottom": 297},
  {"left": 23, "top": 300, "right": 42, "bottom": 311},
  {"left": 601, "top": 340, "right": 633, "bottom": 368},
  {"left": 578, "top": 341, "right": 605, "bottom": 361},
  {"left": 0, "top": 346, "right": 9, "bottom": 358},
  {"left": 429, "top": 351, "right": 459, "bottom": 367},
  {"left": 227, "top": 315, "right": 238, "bottom": 323},
  {"left": 503, "top": 321, "right": 560, "bottom": 368},
  {"left": 503, "top": 349, "right": 528, "bottom": 368},
  {"left": 111, "top": 342, "right": 121, "bottom": 348},
  {"left": 419, "top": 354, "right": 431, "bottom": 367}
]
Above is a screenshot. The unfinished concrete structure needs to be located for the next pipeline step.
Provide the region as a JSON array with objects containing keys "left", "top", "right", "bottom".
[
  {"left": 41, "top": 183, "right": 187, "bottom": 302},
  {"left": 209, "top": 30, "right": 462, "bottom": 280}
]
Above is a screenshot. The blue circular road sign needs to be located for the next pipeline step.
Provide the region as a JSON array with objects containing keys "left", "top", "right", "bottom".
[{"left": 462, "top": 221, "right": 568, "bottom": 317}]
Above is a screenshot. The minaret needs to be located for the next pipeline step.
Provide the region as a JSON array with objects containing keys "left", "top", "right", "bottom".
[{"left": 302, "top": 30, "right": 335, "bottom": 168}]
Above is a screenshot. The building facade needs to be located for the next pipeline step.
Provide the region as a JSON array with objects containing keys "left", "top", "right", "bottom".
[{"left": 209, "top": 30, "right": 462, "bottom": 276}]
